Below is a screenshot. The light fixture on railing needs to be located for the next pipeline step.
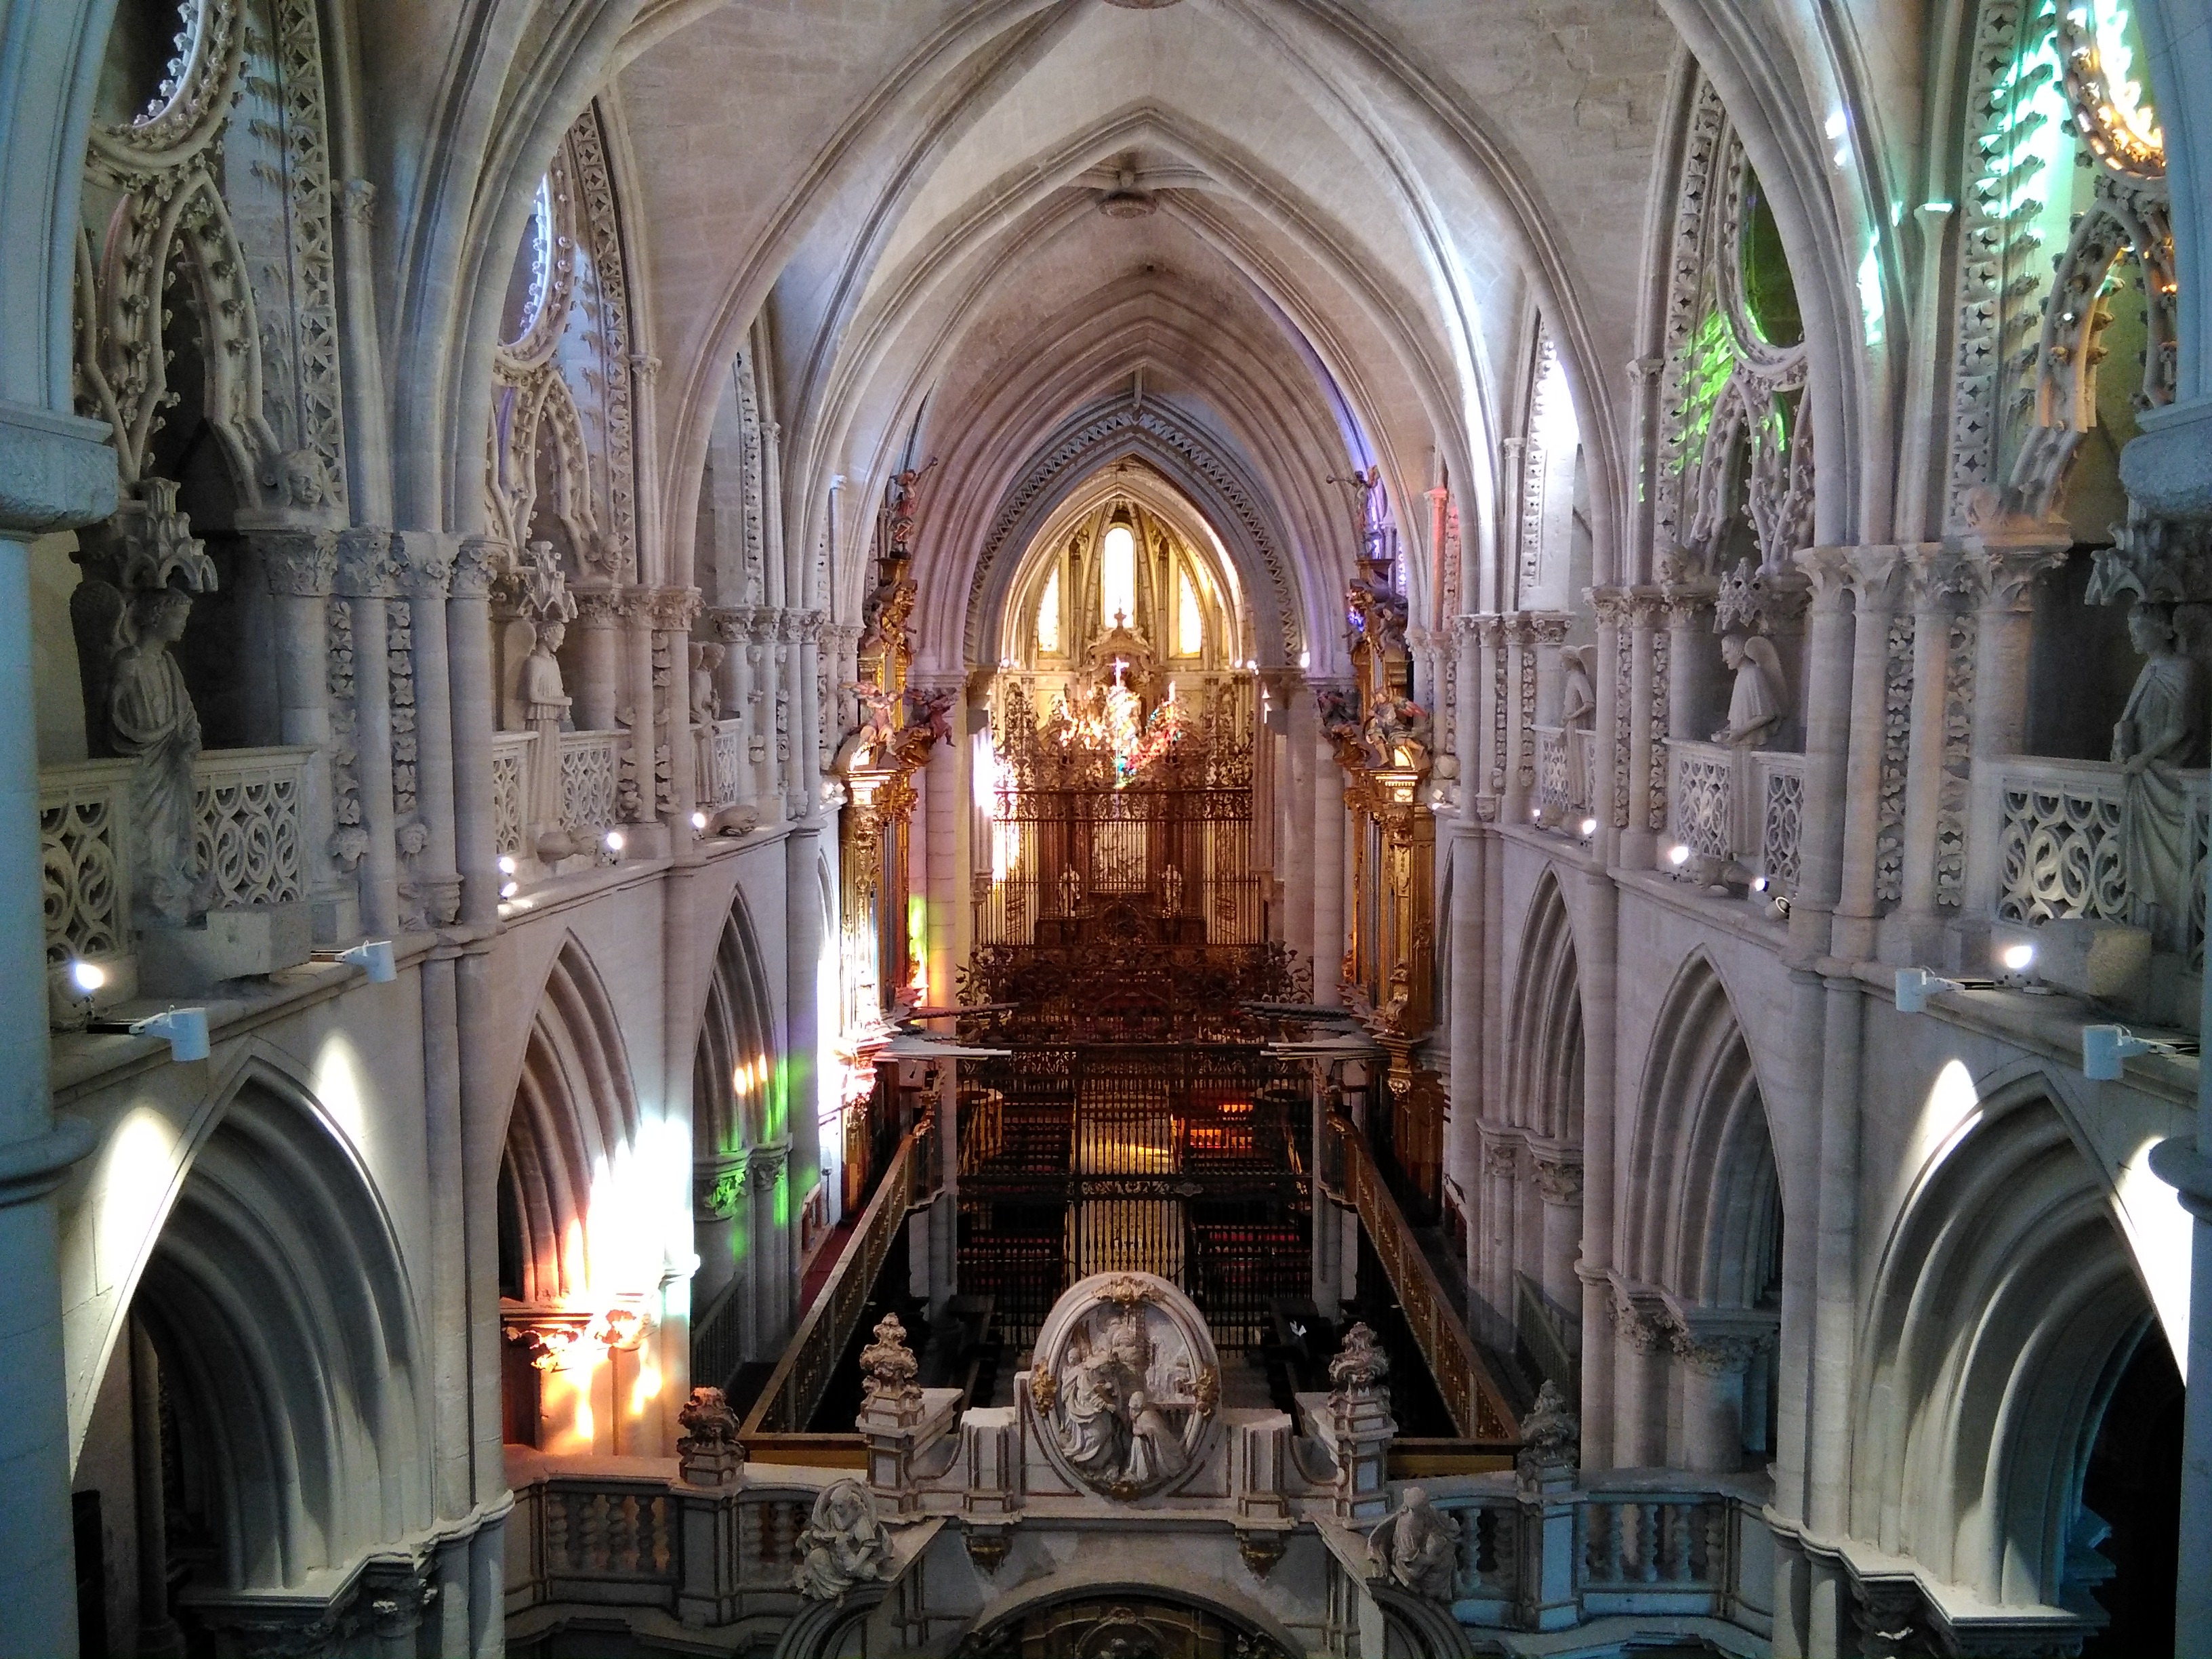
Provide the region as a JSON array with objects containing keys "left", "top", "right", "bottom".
[
  {"left": 599, "top": 829, "right": 626, "bottom": 867},
  {"left": 2082, "top": 1024, "right": 2201, "bottom": 1081},
  {"left": 498, "top": 855, "right": 517, "bottom": 875},
  {"left": 1994, "top": 939, "right": 2045, "bottom": 991},
  {"left": 691, "top": 809, "right": 709, "bottom": 832},
  {"left": 1666, "top": 843, "right": 1692, "bottom": 872},
  {"left": 1894, "top": 966, "right": 1998, "bottom": 1014},
  {"left": 310, "top": 939, "right": 396, "bottom": 983},
  {"left": 1578, "top": 817, "right": 1598, "bottom": 840},
  {"left": 87, "top": 1006, "right": 211, "bottom": 1063}
]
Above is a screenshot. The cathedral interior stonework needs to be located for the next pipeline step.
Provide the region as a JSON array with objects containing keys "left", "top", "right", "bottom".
[{"left": 3, "top": 0, "right": 2210, "bottom": 1654}]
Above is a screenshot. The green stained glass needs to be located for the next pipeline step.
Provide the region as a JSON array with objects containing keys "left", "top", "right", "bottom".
[{"left": 1738, "top": 170, "right": 1803, "bottom": 348}]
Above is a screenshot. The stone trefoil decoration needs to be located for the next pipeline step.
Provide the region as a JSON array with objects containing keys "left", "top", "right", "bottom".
[
  {"left": 1029, "top": 1271, "right": 1221, "bottom": 1501},
  {"left": 792, "top": 1479, "right": 893, "bottom": 1600}
]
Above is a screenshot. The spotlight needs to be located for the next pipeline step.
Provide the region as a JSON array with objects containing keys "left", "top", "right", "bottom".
[
  {"left": 1530, "top": 806, "right": 1544, "bottom": 823},
  {"left": 86, "top": 1006, "right": 212, "bottom": 1063},
  {"left": 1578, "top": 817, "right": 1598, "bottom": 840},
  {"left": 691, "top": 810, "right": 708, "bottom": 831},
  {"left": 500, "top": 880, "right": 520, "bottom": 899},
  {"left": 604, "top": 830, "right": 625, "bottom": 853},
  {"left": 2082, "top": 1024, "right": 2200, "bottom": 1081},
  {"left": 1895, "top": 966, "right": 1997, "bottom": 1014},
  {"left": 69, "top": 959, "right": 106, "bottom": 995},
  {"left": 1750, "top": 876, "right": 1768, "bottom": 894},
  {"left": 497, "top": 855, "right": 518, "bottom": 876},
  {"left": 2000, "top": 942, "right": 2034, "bottom": 973},
  {"left": 342, "top": 939, "right": 397, "bottom": 984}
]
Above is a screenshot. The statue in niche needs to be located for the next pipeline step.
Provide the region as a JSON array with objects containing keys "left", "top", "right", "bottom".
[
  {"left": 690, "top": 641, "right": 724, "bottom": 726},
  {"left": 1561, "top": 645, "right": 1596, "bottom": 729},
  {"left": 1712, "top": 631, "right": 1786, "bottom": 748},
  {"left": 108, "top": 586, "right": 204, "bottom": 926},
  {"left": 2113, "top": 601, "right": 2209, "bottom": 943},
  {"left": 521, "top": 615, "right": 573, "bottom": 729},
  {"left": 1366, "top": 1486, "right": 1462, "bottom": 1600},
  {"left": 791, "top": 1479, "right": 891, "bottom": 1600}
]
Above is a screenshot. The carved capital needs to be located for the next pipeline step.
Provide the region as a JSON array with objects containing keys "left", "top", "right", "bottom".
[
  {"left": 703, "top": 605, "right": 749, "bottom": 644},
  {"left": 1902, "top": 541, "right": 1971, "bottom": 611},
  {"left": 2087, "top": 506, "right": 2212, "bottom": 605},
  {"left": 572, "top": 585, "right": 623, "bottom": 627},
  {"left": 1525, "top": 611, "right": 1572, "bottom": 647},
  {"left": 1532, "top": 1153, "right": 1583, "bottom": 1204},
  {"left": 1450, "top": 613, "right": 1485, "bottom": 642},
  {"left": 1587, "top": 585, "right": 1636, "bottom": 626},
  {"left": 1963, "top": 542, "right": 2067, "bottom": 613},
  {"left": 338, "top": 178, "right": 377, "bottom": 226},
  {"left": 1842, "top": 543, "right": 1908, "bottom": 609},
  {"left": 1660, "top": 584, "right": 1717, "bottom": 629},
  {"left": 1609, "top": 1288, "right": 1668, "bottom": 1353},
  {"left": 255, "top": 528, "right": 338, "bottom": 596},
  {"left": 1481, "top": 1137, "right": 1520, "bottom": 1179},
  {"left": 1793, "top": 546, "right": 1858, "bottom": 611},
  {"left": 451, "top": 536, "right": 510, "bottom": 601},
  {"left": 394, "top": 532, "right": 453, "bottom": 599},
  {"left": 1668, "top": 1327, "right": 1767, "bottom": 1376},
  {"left": 335, "top": 529, "right": 403, "bottom": 598}
]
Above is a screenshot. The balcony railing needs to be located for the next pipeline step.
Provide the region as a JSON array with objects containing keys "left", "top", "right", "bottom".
[
  {"left": 558, "top": 730, "right": 621, "bottom": 836},
  {"left": 696, "top": 718, "right": 745, "bottom": 808},
  {"left": 41, "top": 747, "right": 313, "bottom": 972},
  {"left": 1662, "top": 741, "right": 1804, "bottom": 894},
  {"left": 1533, "top": 725, "right": 1599, "bottom": 821},
  {"left": 1980, "top": 755, "right": 2209, "bottom": 966}
]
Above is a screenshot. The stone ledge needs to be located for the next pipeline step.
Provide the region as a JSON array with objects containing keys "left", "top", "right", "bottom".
[{"left": 0, "top": 401, "right": 116, "bottom": 533}]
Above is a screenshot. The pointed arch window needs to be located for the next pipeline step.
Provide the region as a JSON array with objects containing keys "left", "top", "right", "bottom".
[
  {"left": 1037, "top": 566, "right": 1061, "bottom": 654},
  {"left": 1100, "top": 524, "right": 1137, "bottom": 630}
]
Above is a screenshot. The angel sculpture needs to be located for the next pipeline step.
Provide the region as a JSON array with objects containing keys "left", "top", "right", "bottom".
[{"left": 1713, "top": 632, "right": 1786, "bottom": 749}]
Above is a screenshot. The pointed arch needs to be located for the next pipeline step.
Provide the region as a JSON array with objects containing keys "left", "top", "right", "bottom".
[
  {"left": 1852, "top": 1080, "right": 2152, "bottom": 1612},
  {"left": 695, "top": 892, "right": 782, "bottom": 1160},
  {"left": 131, "top": 1069, "right": 428, "bottom": 1592},
  {"left": 1621, "top": 951, "right": 1780, "bottom": 1311},
  {"left": 1506, "top": 871, "right": 1583, "bottom": 1141},
  {"left": 501, "top": 935, "right": 641, "bottom": 1306}
]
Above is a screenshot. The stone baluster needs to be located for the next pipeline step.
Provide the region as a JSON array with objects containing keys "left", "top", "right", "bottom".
[
  {"left": 335, "top": 531, "right": 403, "bottom": 937},
  {"left": 1830, "top": 547, "right": 1906, "bottom": 962},
  {"left": 1788, "top": 549, "right": 1855, "bottom": 957},
  {"left": 1884, "top": 544, "right": 1964, "bottom": 964}
]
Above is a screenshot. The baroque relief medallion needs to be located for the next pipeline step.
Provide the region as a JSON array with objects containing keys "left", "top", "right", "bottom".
[{"left": 1027, "top": 1271, "right": 1220, "bottom": 1501}]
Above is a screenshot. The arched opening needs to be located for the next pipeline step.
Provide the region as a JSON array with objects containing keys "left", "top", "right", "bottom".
[
  {"left": 960, "top": 1587, "right": 1283, "bottom": 1659},
  {"left": 70, "top": 1078, "right": 428, "bottom": 1650},
  {"left": 1854, "top": 1088, "right": 2175, "bottom": 1620},
  {"left": 496, "top": 937, "right": 676, "bottom": 1456},
  {"left": 1618, "top": 954, "right": 1783, "bottom": 1473},
  {"left": 690, "top": 897, "right": 792, "bottom": 1394}
]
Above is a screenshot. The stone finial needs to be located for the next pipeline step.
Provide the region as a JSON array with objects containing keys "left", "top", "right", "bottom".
[
  {"left": 1327, "top": 1322, "right": 1390, "bottom": 1404},
  {"left": 860, "top": 1311, "right": 921, "bottom": 1410},
  {"left": 1713, "top": 555, "right": 1770, "bottom": 635},
  {"left": 1515, "top": 1379, "right": 1580, "bottom": 1488},
  {"left": 676, "top": 1386, "right": 745, "bottom": 1487},
  {"left": 792, "top": 1479, "right": 892, "bottom": 1600}
]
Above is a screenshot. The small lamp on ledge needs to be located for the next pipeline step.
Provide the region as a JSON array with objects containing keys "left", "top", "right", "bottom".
[{"left": 2082, "top": 1025, "right": 2200, "bottom": 1081}]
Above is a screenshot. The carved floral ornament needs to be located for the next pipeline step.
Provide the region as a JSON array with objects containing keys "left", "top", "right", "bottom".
[{"left": 1027, "top": 1272, "right": 1222, "bottom": 1501}]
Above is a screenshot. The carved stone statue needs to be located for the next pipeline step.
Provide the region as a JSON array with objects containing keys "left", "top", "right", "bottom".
[
  {"left": 1031, "top": 1271, "right": 1219, "bottom": 1500},
  {"left": 2113, "top": 602, "right": 2209, "bottom": 945},
  {"left": 1327, "top": 1322, "right": 1391, "bottom": 1408},
  {"left": 1713, "top": 631, "right": 1786, "bottom": 747},
  {"left": 523, "top": 617, "right": 576, "bottom": 860},
  {"left": 1514, "top": 1379, "right": 1580, "bottom": 1489},
  {"left": 859, "top": 1311, "right": 921, "bottom": 1412},
  {"left": 1561, "top": 644, "right": 1596, "bottom": 729},
  {"left": 791, "top": 1478, "right": 891, "bottom": 1600},
  {"left": 690, "top": 641, "right": 724, "bottom": 726},
  {"left": 521, "top": 618, "right": 573, "bottom": 727},
  {"left": 1366, "top": 1485, "right": 1461, "bottom": 1600},
  {"left": 108, "top": 586, "right": 203, "bottom": 926}
]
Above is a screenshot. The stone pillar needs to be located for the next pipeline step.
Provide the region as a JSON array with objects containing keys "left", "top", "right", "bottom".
[
  {"left": 129, "top": 1321, "right": 182, "bottom": 1657},
  {"left": 656, "top": 589, "right": 703, "bottom": 841},
  {"left": 1529, "top": 613, "right": 1570, "bottom": 727},
  {"left": 1446, "top": 823, "right": 1485, "bottom": 1277},
  {"left": 621, "top": 588, "right": 661, "bottom": 825},
  {"left": 1473, "top": 615, "right": 1505, "bottom": 825},
  {"left": 1609, "top": 1290, "right": 1666, "bottom": 1467},
  {"left": 745, "top": 611, "right": 775, "bottom": 806},
  {"left": 449, "top": 539, "right": 505, "bottom": 926},
  {"left": 571, "top": 588, "right": 623, "bottom": 733},
  {"left": 1662, "top": 585, "right": 1717, "bottom": 741},
  {"left": 1959, "top": 543, "right": 2068, "bottom": 917},
  {"left": 705, "top": 607, "right": 745, "bottom": 722},
  {"left": 1453, "top": 616, "right": 1481, "bottom": 824},
  {"left": 1532, "top": 1151, "right": 1582, "bottom": 1317},
  {"left": 1284, "top": 690, "right": 1317, "bottom": 976},
  {"left": 1313, "top": 705, "right": 1347, "bottom": 1007},
  {"left": 920, "top": 679, "right": 961, "bottom": 1014},
  {"left": 1830, "top": 548, "right": 1905, "bottom": 962},
  {"left": 1501, "top": 617, "right": 1534, "bottom": 825},
  {"left": 0, "top": 403, "right": 114, "bottom": 1658},
  {"left": 335, "top": 531, "right": 402, "bottom": 936},
  {"left": 1807, "top": 973, "right": 1864, "bottom": 1537},
  {"left": 1575, "top": 867, "right": 1620, "bottom": 1468},
  {"left": 797, "top": 610, "right": 824, "bottom": 814},
  {"left": 394, "top": 536, "right": 461, "bottom": 928},
  {"left": 785, "top": 819, "right": 827, "bottom": 1228},
  {"left": 1672, "top": 1325, "right": 1764, "bottom": 1474},
  {"left": 773, "top": 613, "right": 798, "bottom": 813},
  {"left": 258, "top": 529, "right": 356, "bottom": 941},
  {"left": 1788, "top": 550, "right": 1855, "bottom": 958},
  {"left": 1884, "top": 545, "right": 1962, "bottom": 964},
  {"left": 1479, "top": 1134, "right": 1517, "bottom": 1335},
  {"left": 1624, "top": 592, "right": 1662, "bottom": 868},
  {"left": 1588, "top": 591, "right": 1630, "bottom": 866}
]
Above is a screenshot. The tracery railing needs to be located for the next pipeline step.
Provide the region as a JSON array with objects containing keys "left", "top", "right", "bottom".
[
  {"left": 558, "top": 730, "right": 621, "bottom": 836},
  {"left": 491, "top": 731, "right": 533, "bottom": 859},
  {"left": 193, "top": 747, "right": 313, "bottom": 911},
  {"left": 697, "top": 717, "right": 745, "bottom": 808},
  {"left": 39, "top": 760, "right": 135, "bottom": 968}
]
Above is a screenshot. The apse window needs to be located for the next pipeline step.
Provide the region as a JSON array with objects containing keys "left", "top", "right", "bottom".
[
  {"left": 1176, "top": 565, "right": 1204, "bottom": 656},
  {"left": 1101, "top": 523, "right": 1137, "bottom": 630},
  {"left": 1036, "top": 566, "right": 1061, "bottom": 654}
]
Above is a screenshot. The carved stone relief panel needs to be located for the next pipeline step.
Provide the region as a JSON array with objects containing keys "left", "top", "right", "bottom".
[{"left": 1027, "top": 1272, "right": 1221, "bottom": 1501}]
